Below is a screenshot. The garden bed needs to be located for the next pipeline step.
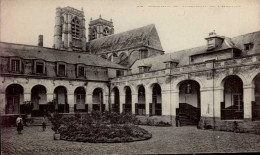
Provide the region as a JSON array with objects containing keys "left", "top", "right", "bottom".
[{"left": 50, "top": 111, "right": 152, "bottom": 143}]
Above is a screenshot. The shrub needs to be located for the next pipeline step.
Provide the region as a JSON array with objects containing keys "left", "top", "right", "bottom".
[{"left": 50, "top": 112, "right": 152, "bottom": 143}]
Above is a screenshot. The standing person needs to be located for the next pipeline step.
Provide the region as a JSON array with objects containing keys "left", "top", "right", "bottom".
[
  {"left": 42, "top": 115, "right": 47, "bottom": 131},
  {"left": 16, "top": 115, "right": 23, "bottom": 134},
  {"left": 175, "top": 113, "right": 180, "bottom": 127}
]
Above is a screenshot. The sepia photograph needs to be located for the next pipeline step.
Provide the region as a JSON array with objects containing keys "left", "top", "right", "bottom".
[{"left": 0, "top": 0, "right": 260, "bottom": 154}]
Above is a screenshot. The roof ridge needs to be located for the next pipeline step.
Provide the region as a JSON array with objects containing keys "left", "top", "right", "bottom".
[
  {"left": 88, "top": 24, "right": 155, "bottom": 43},
  {"left": 231, "top": 30, "right": 260, "bottom": 39}
]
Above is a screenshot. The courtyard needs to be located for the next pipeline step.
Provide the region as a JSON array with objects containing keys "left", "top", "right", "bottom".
[{"left": 1, "top": 125, "right": 260, "bottom": 154}]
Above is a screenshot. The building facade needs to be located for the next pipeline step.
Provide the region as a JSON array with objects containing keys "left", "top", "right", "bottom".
[{"left": 0, "top": 6, "right": 259, "bottom": 130}]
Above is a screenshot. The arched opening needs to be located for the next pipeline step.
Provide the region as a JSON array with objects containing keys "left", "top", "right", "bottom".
[
  {"left": 54, "top": 86, "right": 69, "bottom": 113},
  {"left": 150, "top": 84, "right": 162, "bottom": 116},
  {"left": 31, "top": 85, "right": 47, "bottom": 116},
  {"left": 92, "top": 27, "right": 97, "bottom": 40},
  {"left": 5, "top": 84, "right": 24, "bottom": 114},
  {"left": 252, "top": 74, "right": 260, "bottom": 121},
  {"left": 112, "top": 87, "right": 120, "bottom": 113},
  {"left": 71, "top": 17, "right": 80, "bottom": 38},
  {"left": 221, "top": 75, "right": 243, "bottom": 120},
  {"left": 74, "top": 87, "right": 87, "bottom": 112},
  {"left": 124, "top": 86, "right": 132, "bottom": 113},
  {"left": 103, "top": 27, "right": 110, "bottom": 36},
  {"left": 178, "top": 80, "right": 201, "bottom": 126},
  {"left": 118, "top": 53, "right": 128, "bottom": 66},
  {"left": 92, "top": 88, "right": 104, "bottom": 112},
  {"left": 136, "top": 85, "right": 146, "bottom": 115}
]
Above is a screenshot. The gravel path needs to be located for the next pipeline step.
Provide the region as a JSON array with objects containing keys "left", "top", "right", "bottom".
[{"left": 1, "top": 125, "right": 260, "bottom": 154}]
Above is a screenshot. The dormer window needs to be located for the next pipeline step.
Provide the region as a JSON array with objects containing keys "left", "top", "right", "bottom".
[
  {"left": 139, "top": 66, "right": 150, "bottom": 73},
  {"left": 164, "top": 62, "right": 178, "bottom": 68},
  {"left": 140, "top": 49, "right": 148, "bottom": 59},
  {"left": 10, "top": 58, "right": 21, "bottom": 73},
  {"left": 77, "top": 65, "right": 85, "bottom": 77},
  {"left": 244, "top": 43, "right": 254, "bottom": 51},
  {"left": 57, "top": 62, "right": 66, "bottom": 77},
  {"left": 34, "top": 60, "right": 45, "bottom": 74},
  {"left": 116, "top": 70, "right": 124, "bottom": 77}
]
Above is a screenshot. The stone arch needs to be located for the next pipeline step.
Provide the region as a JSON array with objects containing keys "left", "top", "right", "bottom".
[
  {"left": 5, "top": 84, "right": 24, "bottom": 114},
  {"left": 74, "top": 87, "right": 86, "bottom": 112},
  {"left": 249, "top": 70, "right": 260, "bottom": 86},
  {"left": 252, "top": 73, "right": 260, "bottom": 120},
  {"left": 31, "top": 85, "right": 47, "bottom": 111},
  {"left": 173, "top": 76, "right": 204, "bottom": 90},
  {"left": 54, "top": 85, "right": 69, "bottom": 113},
  {"left": 221, "top": 75, "right": 244, "bottom": 120},
  {"left": 150, "top": 83, "right": 162, "bottom": 116},
  {"left": 123, "top": 86, "right": 132, "bottom": 113},
  {"left": 111, "top": 86, "right": 120, "bottom": 113},
  {"left": 92, "top": 87, "right": 104, "bottom": 112},
  {"left": 216, "top": 73, "right": 248, "bottom": 88}
]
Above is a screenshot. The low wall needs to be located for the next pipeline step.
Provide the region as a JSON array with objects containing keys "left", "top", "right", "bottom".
[{"left": 198, "top": 117, "right": 260, "bottom": 134}]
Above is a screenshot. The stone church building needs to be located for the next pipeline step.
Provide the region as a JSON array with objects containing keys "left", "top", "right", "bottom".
[{"left": 0, "top": 6, "right": 260, "bottom": 129}]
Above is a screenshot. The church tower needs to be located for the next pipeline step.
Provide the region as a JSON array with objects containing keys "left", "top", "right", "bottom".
[
  {"left": 53, "top": 6, "right": 86, "bottom": 52},
  {"left": 88, "top": 15, "right": 114, "bottom": 41}
]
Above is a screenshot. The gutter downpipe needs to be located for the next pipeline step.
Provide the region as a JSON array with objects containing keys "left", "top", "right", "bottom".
[{"left": 212, "top": 59, "right": 216, "bottom": 130}]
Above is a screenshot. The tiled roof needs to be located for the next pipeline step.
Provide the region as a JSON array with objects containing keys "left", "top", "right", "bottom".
[
  {"left": 131, "top": 31, "right": 260, "bottom": 74},
  {"left": 0, "top": 42, "right": 127, "bottom": 69},
  {"left": 87, "top": 24, "right": 163, "bottom": 54}
]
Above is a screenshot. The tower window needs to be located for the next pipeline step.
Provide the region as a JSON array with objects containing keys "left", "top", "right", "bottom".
[
  {"left": 71, "top": 17, "right": 80, "bottom": 38},
  {"left": 10, "top": 59, "right": 21, "bottom": 73},
  {"left": 103, "top": 27, "right": 110, "bottom": 36},
  {"left": 92, "top": 28, "right": 97, "bottom": 40}
]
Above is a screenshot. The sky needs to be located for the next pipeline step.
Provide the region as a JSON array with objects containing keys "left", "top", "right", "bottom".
[{"left": 0, "top": 0, "right": 259, "bottom": 53}]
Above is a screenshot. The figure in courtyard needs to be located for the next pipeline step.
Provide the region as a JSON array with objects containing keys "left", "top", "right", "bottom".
[
  {"left": 175, "top": 113, "right": 180, "bottom": 127},
  {"left": 16, "top": 115, "right": 23, "bottom": 134}
]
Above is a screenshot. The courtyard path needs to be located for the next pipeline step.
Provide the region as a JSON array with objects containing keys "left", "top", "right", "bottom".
[{"left": 1, "top": 125, "right": 260, "bottom": 154}]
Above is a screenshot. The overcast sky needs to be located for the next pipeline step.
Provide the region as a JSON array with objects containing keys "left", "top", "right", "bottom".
[{"left": 0, "top": 0, "right": 259, "bottom": 53}]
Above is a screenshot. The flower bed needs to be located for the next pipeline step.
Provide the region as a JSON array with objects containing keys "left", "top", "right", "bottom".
[{"left": 50, "top": 111, "right": 152, "bottom": 143}]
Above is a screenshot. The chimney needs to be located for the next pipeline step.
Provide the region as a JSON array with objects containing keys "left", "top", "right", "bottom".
[{"left": 38, "top": 35, "right": 43, "bottom": 46}]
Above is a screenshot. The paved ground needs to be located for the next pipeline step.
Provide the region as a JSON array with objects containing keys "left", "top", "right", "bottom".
[{"left": 1, "top": 125, "right": 260, "bottom": 154}]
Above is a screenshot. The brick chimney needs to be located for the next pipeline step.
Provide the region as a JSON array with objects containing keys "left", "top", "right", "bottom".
[{"left": 38, "top": 35, "right": 43, "bottom": 46}]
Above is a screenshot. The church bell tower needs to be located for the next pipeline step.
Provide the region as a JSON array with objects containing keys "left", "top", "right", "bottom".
[
  {"left": 53, "top": 6, "right": 86, "bottom": 52},
  {"left": 88, "top": 15, "right": 114, "bottom": 41}
]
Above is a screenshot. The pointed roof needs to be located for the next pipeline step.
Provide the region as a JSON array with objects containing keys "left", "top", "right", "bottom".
[{"left": 87, "top": 24, "right": 163, "bottom": 54}]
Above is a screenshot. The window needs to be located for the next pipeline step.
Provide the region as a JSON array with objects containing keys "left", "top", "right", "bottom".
[
  {"left": 57, "top": 63, "right": 66, "bottom": 76},
  {"left": 35, "top": 61, "right": 45, "bottom": 74},
  {"left": 244, "top": 43, "right": 254, "bottom": 51},
  {"left": 92, "top": 27, "right": 97, "bottom": 40},
  {"left": 103, "top": 27, "right": 110, "bottom": 36},
  {"left": 116, "top": 70, "right": 124, "bottom": 77},
  {"left": 71, "top": 17, "right": 80, "bottom": 38},
  {"left": 78, "top": 66, "right": 85, "bottom": 77},
  {"left": 139, "top": 66, "right": 150, "bottom": 73},
  {"left": 10, "top": 59, "right": 21, "bottom": 73},
  {"left": 140, "top": 50, "right": 148, "bottom": 59}
]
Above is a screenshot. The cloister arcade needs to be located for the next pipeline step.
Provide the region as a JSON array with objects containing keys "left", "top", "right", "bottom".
[{"left": 2, "top": 72, "right": 260, "bottom": 122}]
